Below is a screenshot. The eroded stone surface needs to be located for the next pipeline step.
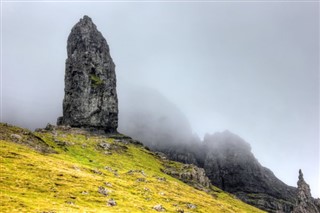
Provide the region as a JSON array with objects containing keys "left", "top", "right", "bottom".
[
  {"left": 163, "top": 163, "right": 210, "bottom": 191},
  {"left": 293, "top": 170, "right": 320, "bottom": 213},
  {"left": 58, "top": 15, "right": 118, "bottom": 133}
]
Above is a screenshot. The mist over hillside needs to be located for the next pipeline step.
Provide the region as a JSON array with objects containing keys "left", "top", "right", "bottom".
[{"left": 118, "top": 84, "right": 201, "bottom": 150}]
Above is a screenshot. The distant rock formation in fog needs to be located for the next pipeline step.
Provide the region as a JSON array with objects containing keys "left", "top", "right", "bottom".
[
  {"left": 203, "top": 131, "right": 297, "bottom": 212},
  {"left": 57, "top": 15, "right": 118, "bottom": 132}
]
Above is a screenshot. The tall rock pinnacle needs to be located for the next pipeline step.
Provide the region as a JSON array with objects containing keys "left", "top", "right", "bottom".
[
  {"left": 57, "top": 15, "right": 118, "bottom": 132},
  {"left": 293, "top": 169, "right": 320, "bottom": 213}
]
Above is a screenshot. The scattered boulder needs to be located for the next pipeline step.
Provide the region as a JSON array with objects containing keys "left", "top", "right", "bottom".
[
  {"left": 153, "top": 204, "right": 165, "bottom": 212},
  {"left": 186, "top": 203, "right": 196, "bottom": 209},
  {"left": 98, "top": 142, "right": 111, "bottom": 150},
  {"left": 107, "top": 198, "right": 117, "bottom": 206},
  {"left": 53, "top": 139, "right": 68, "bottom": 147},
  {"left": 104, "top": 182, "right": 112, "bottom": 187},
  {"left": 92, "top": 169, "right": 102, "bottom": 175},
  {"left": 72, "top": 165, "right": 81, "bottom": 171},
  {"left": 10, "top": 134, "right": 22, "bottom": 141},
  {"left": 155, "top": 152, "right": 167, "bottom": 160},
  {"left": 104, "top": 166, "right": 118, "bottom": 176},
  {"left": 98, "top": 186, "right": 109, "bottom": 196},
  {"left": 127, "top": 170, "right": 147, "bottom": 176},
  {"left": 111, "top": 143, "right": 128, "bottom": 152},
  {"left": 105, "top": 166, "right": 115, "bottom": 172},
  {"left": 45, "top": 123, "right": 55, "bottom": 131},
  {"left": 104, "top": 151, "right": 112, "bottom": 155},
  {"left": 143, "top": 187, "right": 151, "bottom": 192},
  {"left": 154, "top": 176, "right": 166, "bottom": 182},
  {"left": 136, "top": 178, "right": 146, "bottom": 182},
  {"left": 65, "top": 201, "right": 75, "bottom": 205},
  {"left": 98, "top": 142, "right": 128, "bottom": 153}
]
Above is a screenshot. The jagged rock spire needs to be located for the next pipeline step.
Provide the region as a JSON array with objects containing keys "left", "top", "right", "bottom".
[
  {"left": 297, "top": 169, "right": 312, "bottom": 200},
  {"left": 57, "top": 15, "right": 118, "bottom": 132},
  {"left": 293, "top": 169, "right": 320, "bottom": 213}
]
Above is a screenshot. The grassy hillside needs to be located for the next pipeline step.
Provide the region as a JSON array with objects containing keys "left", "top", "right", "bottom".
[{"left": 0, "top": 123, "right": 264, "bottom": 213}]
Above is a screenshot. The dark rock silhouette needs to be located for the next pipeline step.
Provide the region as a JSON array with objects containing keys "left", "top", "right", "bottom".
[
  {"left": 57, "top": 15, "right": 118, "bottom": 132},
  {"left": 203, "top": 131, "right": 297, "bottom": 212},
  {"left": 293, "top": 169, "right": 320, "bottom": 213}
]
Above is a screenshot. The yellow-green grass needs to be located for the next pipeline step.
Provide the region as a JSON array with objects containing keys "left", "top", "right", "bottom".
[{"left": 0, "top": 125, "right": 265, "bottom": 213}]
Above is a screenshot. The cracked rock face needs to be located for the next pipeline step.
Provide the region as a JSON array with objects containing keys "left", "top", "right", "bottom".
[
  {"left": 293, "top": 170, "right": 320, "bottom": 213},
  {"left": 57, "top": 15, "right": 118, "bottom": 132}
]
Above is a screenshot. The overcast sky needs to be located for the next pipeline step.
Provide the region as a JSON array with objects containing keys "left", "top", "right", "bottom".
[{"left": 1, "top": 1, "right": 319, "bottom": 197}]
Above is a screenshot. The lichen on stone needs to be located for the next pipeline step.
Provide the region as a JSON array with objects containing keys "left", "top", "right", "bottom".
[{"left": 90, "top": 74, "right": 103, "bottom": 86}]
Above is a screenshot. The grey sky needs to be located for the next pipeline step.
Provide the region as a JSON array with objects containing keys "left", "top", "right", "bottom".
[{"left": 1, "top": 2, "right": 319, "bottom": 197}]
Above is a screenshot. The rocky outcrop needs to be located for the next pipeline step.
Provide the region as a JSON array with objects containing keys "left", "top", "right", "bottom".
[
  {"left": 163, "top": 163, "right": 210, "bottom": 191},
  {"left": 0, "top": 123, "right": 55, "bottom": 153},
  {"left": 57, "top": 15, "right": 118, "bottom": 133},
  {"left": 293, "top": 170, "right": 320, "bottom": 213},
  {"left": 203, "top": 131, "right": 297, "bottom": 212}
]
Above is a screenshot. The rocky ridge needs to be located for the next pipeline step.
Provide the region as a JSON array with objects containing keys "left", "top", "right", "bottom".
[
  {"left": 57, "top": 16, "right": 118, "bottom": 133},
  {"left": 147, "top": 131, "right": 312, "bottom": 213}
]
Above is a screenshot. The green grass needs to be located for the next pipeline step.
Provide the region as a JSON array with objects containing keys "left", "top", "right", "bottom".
[
  {"left": 90, "top": 74, "right": 103, "bottom": 86},
  {"left": 0, "top": 124, "right": 265, "bottom": 213}
]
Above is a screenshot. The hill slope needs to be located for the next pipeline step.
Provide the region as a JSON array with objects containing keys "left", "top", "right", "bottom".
[{"left": 0, "top": 123, "right": 264, "bottom": 213}]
